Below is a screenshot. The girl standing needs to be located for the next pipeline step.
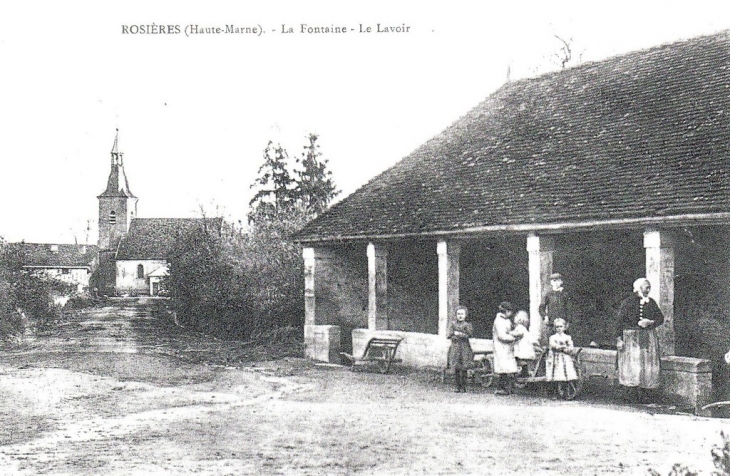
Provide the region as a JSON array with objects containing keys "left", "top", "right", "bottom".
[
  {"left": 447, "top": 305, "right": 474, "bottom": 393},
  {"left": 546, "top": 318, "right": 579, "bottom": 398}
]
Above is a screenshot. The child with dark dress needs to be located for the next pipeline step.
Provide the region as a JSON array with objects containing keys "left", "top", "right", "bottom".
[{"left": 447, "top": 305, "right": 474, "bottom": 393}]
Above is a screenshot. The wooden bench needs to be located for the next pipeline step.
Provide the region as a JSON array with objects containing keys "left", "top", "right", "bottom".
[{"left": 340, "top": 337, "right": 403, "bottom": 374}]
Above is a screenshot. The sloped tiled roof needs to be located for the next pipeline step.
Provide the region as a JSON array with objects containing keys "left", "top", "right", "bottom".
[
  {"left": 115, "top": 218, "right": 223, "bottom": 260},
  {"left": 297, "top": 31, "right": 730, "bottom": 242},
  {"left": 98, "top": 164, "right": 135, "bottom": 198},
  {"left": 21, "top": 243, "right": 99, "bottom": 268},
  {"left": 99, "top": 130, "right": 136, "bottom": 198}
]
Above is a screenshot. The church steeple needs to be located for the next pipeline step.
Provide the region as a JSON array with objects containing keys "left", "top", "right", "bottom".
[
  {"left": 100, "top": 129, "right": 135, "bottom": 198},
  {"left": 111, "top": 128, "right": 121, "bottom": 164},
  {"left": 98, "top": 129, "right": 138, "bottom": 250}
]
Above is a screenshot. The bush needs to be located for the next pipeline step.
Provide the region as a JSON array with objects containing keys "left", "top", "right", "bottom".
[
  {"left": 64, "top": 292, "right": 101, "bottom": 310},
  {"left": 0, "top": 240, "right": 74, "bottom": 339},
  {"left": 166, "top": 210, "right": 307, "bottom": 340}
]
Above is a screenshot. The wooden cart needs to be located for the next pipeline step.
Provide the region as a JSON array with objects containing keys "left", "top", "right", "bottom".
[
  {"left": 514, "top": 347, "right": 585, "bottom": 400},
  {"left": 340, "top": 337, "right": 403, "bottom": 374}
]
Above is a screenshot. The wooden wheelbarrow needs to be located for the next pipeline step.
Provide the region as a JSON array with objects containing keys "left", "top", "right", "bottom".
[{"left": 340, "top": 337, "right": 403, "bottom": 374}]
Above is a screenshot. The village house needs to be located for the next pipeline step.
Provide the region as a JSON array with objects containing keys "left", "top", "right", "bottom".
[
  {"left": 19, "top": 243, "right": 98, "bottom": 291},
  {"left": 96, "top": 131, "right": 222, "bottom": 296},
  {"left": 295, "top": 31, "right": 730, "bottom": 411}
]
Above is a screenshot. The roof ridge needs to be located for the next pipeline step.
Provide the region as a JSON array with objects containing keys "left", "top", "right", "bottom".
[{"left": 296, "top": 29, "right": 730, "bottom": 241}]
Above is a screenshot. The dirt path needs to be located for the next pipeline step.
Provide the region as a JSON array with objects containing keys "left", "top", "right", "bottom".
[{"left": 0, "top": 299, "right": 726, "bottom": 475}]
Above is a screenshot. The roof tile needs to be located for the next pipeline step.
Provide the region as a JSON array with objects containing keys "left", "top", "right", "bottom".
[{"left": 298, "top": 31, "right": 730, "bottom": 241}]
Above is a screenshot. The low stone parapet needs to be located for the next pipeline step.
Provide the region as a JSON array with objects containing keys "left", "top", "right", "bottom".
[
  {"left": 660, "top": 355, "right": 712, "bottom": 413},
  {"left": 352, "top": 329, "right": 493, "bottom": 369},
  {"left": 579, "top": 348, "right": 617, "bottom": 380},
  {"left": 579, "top": 348, "right": 712, "bottom": 413},
  {"left": 348, "top": 331, "right": 712, "bottom": 413},
  {"left": 304, "top": 324, "right": 341, "bottom": 363}
]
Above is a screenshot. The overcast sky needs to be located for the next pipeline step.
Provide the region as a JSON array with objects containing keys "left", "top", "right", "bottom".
[{"left": 1, "top": 0, "right": 728, "bottom": 244}]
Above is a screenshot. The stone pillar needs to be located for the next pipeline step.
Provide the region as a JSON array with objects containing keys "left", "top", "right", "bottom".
[
  {"left": 303, "top": 247, "right": 316, "bottom": 326},
  {"left": 437, "top": 240, "right": 460, "bottom": 337},
  {"left": 644, "top": 229, "right": 675, "bottom": 356},
  {"left": 527, "top": 233, "right": 555, "bottom": 338},
  {"left": 367, "top": 242, "right": 388, "bottom": 330},
  {"left": 302, "top": 246, "right": 342, "bottom": 363}
]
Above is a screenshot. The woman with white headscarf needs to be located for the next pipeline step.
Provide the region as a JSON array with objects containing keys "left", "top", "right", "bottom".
[{"left": 615, "top": 277, "right": 665, "bottom": 403}]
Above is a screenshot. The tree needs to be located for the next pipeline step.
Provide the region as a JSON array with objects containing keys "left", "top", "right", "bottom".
[
  {"left": 166, "top": 133, "right": 340, "bottom": 339},
  {"left": 249, "top": 141, "right": 296, "bottom": 221},
  {"left": 249, "top": 133, "right": 340, "bottom": 223},
  {"left": 548, "top": 35, "right": 585, "bottom": 70},
  {"left": 294, "top": 133, "right": 340, "bottom": 216},
  {"left": 0, "top": 240, "right": 73, "bottom": 338}
]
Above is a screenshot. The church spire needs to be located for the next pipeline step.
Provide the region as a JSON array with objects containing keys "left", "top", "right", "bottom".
[
  {"left": 99, "top": 129, "right": 134, "bottom": 198},
  {"left": 110, "top": 128, "right": 123, "bottom": 166}
]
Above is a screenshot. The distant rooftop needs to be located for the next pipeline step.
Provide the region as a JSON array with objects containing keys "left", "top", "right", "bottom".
[
  {"left": 20, "top": 243, "right": 99, "bottom": 268},
  {"left": 116, "top": 218, "right": 223, "bottom": 260}
]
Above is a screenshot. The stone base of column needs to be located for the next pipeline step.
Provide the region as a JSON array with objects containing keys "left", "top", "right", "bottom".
[{"left": 304, "top": 324, "right": 341, "bottom": 363}]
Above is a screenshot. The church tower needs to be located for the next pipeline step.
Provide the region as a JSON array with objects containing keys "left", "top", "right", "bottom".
[{"left": 97, "top": 129, "right": 138, "bottom": 250}]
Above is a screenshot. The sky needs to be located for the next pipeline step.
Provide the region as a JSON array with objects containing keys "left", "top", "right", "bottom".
[{"left": 1, "top": 0, "right": 728, "bottom": 244}]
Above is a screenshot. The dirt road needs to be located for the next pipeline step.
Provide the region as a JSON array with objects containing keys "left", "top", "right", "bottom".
[{"left": 0, "top": 299, "right": 726, "bottom": 475}]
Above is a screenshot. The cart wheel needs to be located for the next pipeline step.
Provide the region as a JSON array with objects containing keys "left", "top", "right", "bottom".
[
  {"left": 377, "top": 359, "right": 391, "bottom": 374},
  {"left": 372, "top": 347, "right": 391, "bottom": 374},
  {"left": 557, "top": 380, "right": 581, "bottom": 400},
  {"left": 477, "top": 358, "right": 494, "bottom": 388}
]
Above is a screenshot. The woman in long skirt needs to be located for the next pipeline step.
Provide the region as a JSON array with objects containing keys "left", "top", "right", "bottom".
[{"left": 615, "top": 278, "right": 664, "bottom": 403}]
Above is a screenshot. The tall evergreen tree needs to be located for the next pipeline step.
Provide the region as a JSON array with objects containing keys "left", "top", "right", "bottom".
[
  {"left": 248, "top": 141, "right": 296, "bottom": 221},
  {"left": 294, "top": 133, "right": 340, "bottom": 216}
]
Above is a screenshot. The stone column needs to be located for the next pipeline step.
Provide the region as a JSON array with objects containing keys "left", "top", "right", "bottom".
[
  {"left": 303, "top": 247, "right": 316, "bottom": 326},
  {"left": 367, "top": 242, "right": 388, "bottom": 331},
  {"left": 437, "top": 239, "right": 460, "bottom": 337},
  {"left": 527, "top": 233, "right": 555, "bottom": 338},
  {"left": 302, "top": 246, "right": 342, "bottom": 363},
  {"left": 644, "top": 229, "right": 675, "bottom": 356}
]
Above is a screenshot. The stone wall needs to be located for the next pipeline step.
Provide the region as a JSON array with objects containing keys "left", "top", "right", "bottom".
[
  {"left": 674, "top": 225, "right": 730, "bottom": 400},
  {"left": 352, "top": 328, "right": 493, "bottom": 368},
  {"left": 350, "top": 331, "right": 711, "bottom": 413},
  {"left": 115, "top": 259, "right": 167, "bottom": 295},
  {"left": 460, "top": 238, "right": 529, "bottom": 338},
  {"left": 387, "top": 240, "right": 439, "bottom": 334},
  {"left": 552, "top": 231, "right": 645, "bottom": 347},
  {"left": 311, "top": 244, "right": 368, "bottom": 354}
]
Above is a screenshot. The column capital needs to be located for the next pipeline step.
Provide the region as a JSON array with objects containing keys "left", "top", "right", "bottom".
[
  {"left": 643, "top": 229, "right": 675, "bottom": 248},
  {"left": 367, "top": 241, "right": 388, "bottom": 259},
  {"left": 302, "top": 247, "right": 315, "bottom": 260},
  {"left": 526, "top": 233, "right": 555, "bottom": 253},
  {"left": 437, "top": 239, "right": 461, "bottom": 256}
]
